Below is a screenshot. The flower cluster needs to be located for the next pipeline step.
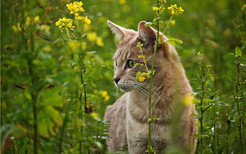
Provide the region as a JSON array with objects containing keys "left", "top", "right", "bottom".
[
  {"left": 55, "top": 17, "right": 75, "bottom": 32},
  {"left": 152, "top": 0, "right": 167, "bottom": 12},
  {"left": 152, "top": 6, "right": 163, "bottom": 11},
  {"left": 56, "top": 1, "right": 92, "bottom": 33},
  {"left": 66, "top": 1, "right": 84, "bottom": 14},
  {"left": 69, "top": 41, "right": 87, "bottom": 51},
  {"left": 101, "top": 91, "right": 110, "bottom": 102},
  {"left": 66, "top": 1, "right": 91, "bottom": 24},
  {"left": 87, "top": 32, "right": 104, "bottom": 47},
  {"left": 136, "top": 72, "right": 150, "bottom": 82},
  {"left": 168, "top": 4, "right": 184, "bottom": 15}
]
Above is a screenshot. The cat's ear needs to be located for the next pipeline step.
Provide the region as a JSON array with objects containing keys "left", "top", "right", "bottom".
[
  {"left": 138, "top": 21, "right": 156, "bottom": 45},
  {"left": 107, "top": 20, "right": 127, "bottom": 40}
]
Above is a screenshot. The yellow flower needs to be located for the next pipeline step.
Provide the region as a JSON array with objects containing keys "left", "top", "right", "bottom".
[
  {"left": 179, "top": 7, "right": 184, "bottom": 13},
  {"left": 183, "top": 94, "right": 194, "bottom": 107},
  {"left": 73, "top": 66, "right": 79, "bottom": 71},
  {"left": 75, "top": 15, "right": 84, "bottom": 20},
  {"left": 12, "top": 23, "right": 21, "bottom": 32},
  {"left": 68, "top": 41, "right": 81, "bottom": 51},
  {"left": 101, "top": 91, "right": 108, "bottom": 97},
  {"left": 81, "top": 42, "right": 87, "bottom": 50},
  {"left": 91, "top": 112, "right": 99, "bottom": 120},
  {"left": 170, "top": 20, "right": 176, "bottom": 25},
  {"left": 152, "top": 6, "right": 162, "bottom": 11},
  {"left": 83, "top": 24, "right": 90, "bottom": 32},
  {"left": 87, "top": 32, "right": 104, "bottom": 47},
  {"left": 44, "top": 45, "right": 51, "bottom": 52},
  {"left": 137, "top": 76, "right": 146, "bottom": 82},
  {"left": 41, "top": 25, "right": 50, "bottom": 32},
  {"left": 168, "top": 4, "right": 184, "bottom": 15},
  {"left": 55, "top": 17, "right": 75, "bottom": 32},
  {"left": 25, "top": 16, "right": 31, "bottom": 26},
  {"left": 242, "top": 4, "right": 246, "bottom": 11},
  {"left": 101, "top": 91, "right": 110, "bottom": 102},
  {"left": 136, "top": 72, "right": 150, "bottom": 82},
  {"left": 34, "top": 16, "right": 40, "bottom": 24},
  {"left": 104, "top": 95, "right": 110, "bottom": 102},
  {"left": 119, "top": 0, "right": 126, "bottom": 5},
  {"left": 66, "top": 1, "right": 85, "bottom": 14},
  {"left": 87, "top": 32, "right": 97, "bottom": 42},
  {"left": 96, "top": 37, "right": 104, "bottom": 47},
  {"left": 83, "top": 16, "right": 91, "bottom": 24}
]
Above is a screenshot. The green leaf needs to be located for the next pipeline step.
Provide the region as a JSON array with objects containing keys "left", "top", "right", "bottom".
[
  {"left": 235, "top": 46, "right": 242, "bottom": 57},
  {"left": 152, "top": 118, "right": 160, "bottom": 121},
  {"left": 138, "top": 55, "right": 144, "bottom": 58},
  {"left": 190, "top": 113, "right": 198, "bottom": 117},
  {"left": 38, "top": 106, "right": 62, "bottom": 137},
  {"left": 148, "top": 118, "right": 152, "bottom": 123},
  {"left": 39, "top": 88, "right": 62, "bottom": 107},
  {"left": 145, "top": 22, "right": 152, "bottom": 27},
  {"left": 167, "top": 38, "right": 183, "bottom": 46}
]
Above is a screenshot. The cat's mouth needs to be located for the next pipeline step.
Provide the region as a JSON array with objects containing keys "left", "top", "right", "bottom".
[
  {"left": 116, "top": 84, "right": 133, "bottom": 92},
  {"left": 115, "top": 81, "right": 135, "bottom": 92}
]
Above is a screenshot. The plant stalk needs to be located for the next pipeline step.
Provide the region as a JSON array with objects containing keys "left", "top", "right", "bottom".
[
  {"left": 235, "top": 59, "right": 244, "bottom": 153},
  {"left": 148, "top": 0, "right": 160, "bottom": 153}
]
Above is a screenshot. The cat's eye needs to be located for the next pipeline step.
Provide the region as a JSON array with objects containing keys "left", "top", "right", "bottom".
[
  {"left": 127, "top": 60, "right": 136, "bottom": 68},
  {"left": 114, "top": 61, "right": 117, "bottom": 66}
]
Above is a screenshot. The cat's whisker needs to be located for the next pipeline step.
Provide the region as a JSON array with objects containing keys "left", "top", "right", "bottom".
[
  {"left": 137, "top": 84, "right": 162, "bottom": 101},
  {"left": 135, "top": 86, "right": 149, "bottom": 96}
]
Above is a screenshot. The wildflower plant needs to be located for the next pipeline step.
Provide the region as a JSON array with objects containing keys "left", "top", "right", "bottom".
[
  {"left": 135, "top": 0, "right": 186, "bottom": 153},
  {"left": 56, "top": 1, "right": 91, "bottom": 39},
  {"left": 55, "top": 1, "right": 107, "bottom": 153},
  {"left": 136, "top": 42, "right": 152, "bottom": 82}
]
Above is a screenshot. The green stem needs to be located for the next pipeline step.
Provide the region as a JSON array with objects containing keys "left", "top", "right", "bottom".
[
  {"left": 27, "top": 39, "right": 39, "bottom": 154},
  {"left": 32, "top": 95, "right": 38, "bottom": 154},
  {"left": 148, "top": 0, "right": 160, "bottom": 153},
  {"left": 79, "top": 67, "right": 83, "bottom": 154},
  {"left": 213, "top": 102, "right": 217, "bottom": 154},
  {"left": 141, "top": 50, "right": 149, "bottom": 72},
  {"left": 78, "top": 51, "right": 86, "bottom": 154},
  {"left": 163, "top": 15, "right": 173, "bottom": 35},
  {"left": 199, "top": 65, "right": 205, "bottom": 154},
  {"left": 241, "top": 88, "right": 245, "bottom": 147},
  {"left": 235, "top": 59, "right": 244, "bottom": 152},
  {"left": 59, "top": 113, "right": 68, "bottom": 153}
]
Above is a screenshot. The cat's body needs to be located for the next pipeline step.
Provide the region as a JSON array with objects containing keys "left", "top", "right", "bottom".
[{"left": 104, "top": 21, "right": 198, "bottom": 153}]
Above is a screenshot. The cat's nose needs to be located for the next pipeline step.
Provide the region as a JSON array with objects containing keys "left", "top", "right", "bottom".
[{"left": 113, "top": 77, "right": 120, "bottom": 84}]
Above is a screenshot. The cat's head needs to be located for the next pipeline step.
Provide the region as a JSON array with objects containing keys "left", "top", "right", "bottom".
[{"left": 108, "top": 21, "right": 180, "bottom": 93}]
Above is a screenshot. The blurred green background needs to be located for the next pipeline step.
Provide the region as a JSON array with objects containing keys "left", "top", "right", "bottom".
[{"left": 1, "top": 0, "right": 245, "bottom": 153}]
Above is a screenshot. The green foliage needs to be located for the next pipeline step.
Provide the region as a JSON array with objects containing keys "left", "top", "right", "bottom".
[{"left": 1, "top": 0, "right": 246, "bottom": 153}]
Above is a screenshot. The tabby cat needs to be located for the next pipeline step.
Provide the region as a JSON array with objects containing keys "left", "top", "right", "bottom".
[{"left": 104, "top": 20, "right": 198, "bottom": 154}]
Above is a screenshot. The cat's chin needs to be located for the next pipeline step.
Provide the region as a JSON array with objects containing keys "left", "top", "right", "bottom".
[{"left": 116, "top": 85, "right": 133, "bottom": 92}]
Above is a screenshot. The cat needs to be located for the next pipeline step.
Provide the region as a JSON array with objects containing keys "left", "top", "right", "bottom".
[{"left": 104, "top": 20, "right": 198, "bottom": 154}]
